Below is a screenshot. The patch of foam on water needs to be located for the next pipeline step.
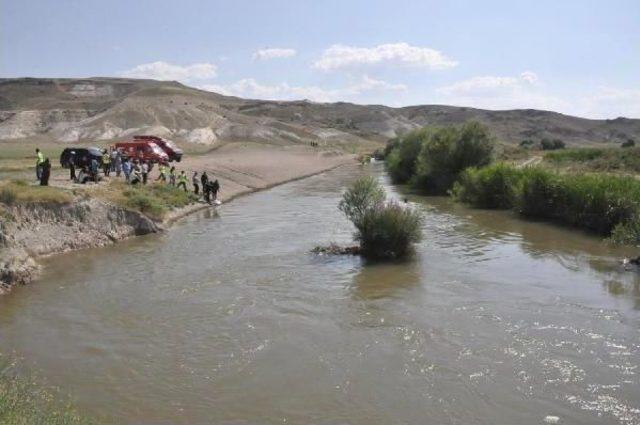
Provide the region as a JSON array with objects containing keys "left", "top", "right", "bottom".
[
  {"left": 542, "top": 358, "right": 586, "bottom": 384},
  {"left": 566, "top": 394, "right": 640, "bottom": 424}
]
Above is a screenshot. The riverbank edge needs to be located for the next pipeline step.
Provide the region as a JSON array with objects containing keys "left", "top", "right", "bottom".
[{"left": 0, "top": 158, "right": 355, "bottom": 293}]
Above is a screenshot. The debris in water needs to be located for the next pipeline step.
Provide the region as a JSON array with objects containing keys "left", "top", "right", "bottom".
[
  {"left": 544, "top": 415, "right": 560, "bottom": 424},
  {"left": 311, "top": 243, "right": 360, "bottom": 255}
]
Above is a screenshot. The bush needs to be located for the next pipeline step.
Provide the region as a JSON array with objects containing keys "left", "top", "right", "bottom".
[
  {"left": 339, "top": 177, "right": 423, "bottom": 259},
  {"left": 385, "top": 129, "right": 427, "bottom": 183},
  {"left": 356, "top": 202, "right": 424, "bottom": 259},
  {"left": 622, "top": 139, "right": 636, "bottom": 148},
  {"left": 452, "top": 163, "right": 521, "bottom": 209},
  {"left": 338, "top": 176, "right": 385, "bottom": 224},
  {"left": 520, "top": 139, "right": 535, "bottom": 148},
  {"left": 540, "top": 138, "right": 566, "bottom": 150},
  {"left": 414, "top": 121, "right": 495, "bottom": 194},
  {"left": 0, "top": 187, "right": 18, "bottom": 205}
]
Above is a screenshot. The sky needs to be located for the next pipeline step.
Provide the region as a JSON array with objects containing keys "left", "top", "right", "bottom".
[{"left": 2, "top": 0, "right": 639, "bottom": 118}]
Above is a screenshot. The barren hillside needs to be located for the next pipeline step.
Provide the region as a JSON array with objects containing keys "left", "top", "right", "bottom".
[{"left": 1, "top": 77, "right": 638, "bottom": 148}]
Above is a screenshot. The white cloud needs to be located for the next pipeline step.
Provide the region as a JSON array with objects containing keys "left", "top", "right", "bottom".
[
  {"left": 520, "top": 71, "right": 539, "bottom": 84},
  {"left": 312, "top": 42, "right": 458, "bottom": 71},
  {"left": 201, "top": 75, "right": 407, "bottom": 103},
  {"left": 120, "top": 61, "right": 217, "bottom": 81},
  {"left": 579, "top": 86, "right": 640, "bottom": 119},
  {"left": 253, "top": 48, "right": 297, "bottom": 60},
  {"left": 435, "top": 71, "right": 567, "bottom": 112}
]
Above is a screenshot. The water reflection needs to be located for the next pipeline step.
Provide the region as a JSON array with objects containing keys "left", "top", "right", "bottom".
[{"left": 350, "top": 258, "right": 421, "bottom": 300}]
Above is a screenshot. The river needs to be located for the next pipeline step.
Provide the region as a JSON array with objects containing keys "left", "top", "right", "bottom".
[{"left": 1, "top": 164, "right": 639, "bottom": 424}]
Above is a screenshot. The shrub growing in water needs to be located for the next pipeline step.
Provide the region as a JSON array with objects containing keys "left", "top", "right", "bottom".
[{"left": 339, "top": 176, "right": 423, "bottom": 259}]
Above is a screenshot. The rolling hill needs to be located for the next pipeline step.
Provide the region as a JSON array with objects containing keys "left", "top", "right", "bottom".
[{"left": 1, "top": 77, "right": 638, "bottom": 148}]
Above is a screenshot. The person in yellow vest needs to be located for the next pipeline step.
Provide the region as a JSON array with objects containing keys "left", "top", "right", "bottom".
[
  {"left": 35, "top": 148, "right": 45, "bottom": 180},
  {"left": 176, "top": 170, "right": 188, "bottom": 191},
  {"left": 102, "top": 149, "right": 111, "bottom": 177},
  {"left": 156, "top": 162, "right": 167, "bottom": 182}
]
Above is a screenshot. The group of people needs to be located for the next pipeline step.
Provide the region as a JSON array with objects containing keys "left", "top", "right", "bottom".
[{"left": 38, "top": 147, "right": 221, "bottom": 204}]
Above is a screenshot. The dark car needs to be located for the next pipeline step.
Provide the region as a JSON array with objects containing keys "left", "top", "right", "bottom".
[
  {"left": 133, "top": 135, "right": 183, "bottom": 162},
  {"left": 60, "top": 147, "right": 103, "bottom": 169}
]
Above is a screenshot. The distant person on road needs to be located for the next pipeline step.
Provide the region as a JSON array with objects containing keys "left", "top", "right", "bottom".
[
  {"left": 192, "top": 171, "right": 199, "bottom": 195},
  {"left": 35, "top": 148, "right": 45, "bottom": 180},
  {"left": 141, "top": 161, "right": 149, "bottom": 185},
  {"left": 102, "top": 149, "right": 111, "bottom": 176},
  {"left": 69, "top": 150, "right": 77, "bottom": 181},
  {"left": 122, "top": 157, "right": 131, "bottom": 182},
  {"left": 177, "top": 170, "right": 188, "bottom": 191},
  {"left": 169, "top": 166, "right": 176, "bottom": 186},
  {"left": 40, "top": 158, "right": 51, "bottom": 186}
]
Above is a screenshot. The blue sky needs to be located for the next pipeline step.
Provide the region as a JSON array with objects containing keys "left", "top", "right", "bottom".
[{"left": 2, "top": 0, "right": 639, "bottom": 118}]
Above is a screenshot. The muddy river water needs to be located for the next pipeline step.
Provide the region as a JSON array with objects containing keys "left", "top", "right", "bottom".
[{"left": 1, "top": 164, "right": 639, "bottom": 424}]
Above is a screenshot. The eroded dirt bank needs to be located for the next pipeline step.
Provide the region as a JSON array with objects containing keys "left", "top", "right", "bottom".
[{"left": 0, "top": 144, "right": 355, "bottom": 293}]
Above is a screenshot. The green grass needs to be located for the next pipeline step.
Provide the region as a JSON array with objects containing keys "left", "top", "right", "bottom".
[
  {"left": 100, "top": 181, "right": 199, "bottom": 220},
  {"left": 452, "top": 163, "right": 521, "bottom": 209},
  {"left": 453, "top": 163, "right": 640, "bottom": 244},
  {"left": 0, "top": 181, "right": 73, "bottom": 205},
  {"left": 544, "top": 147, "right": 640, "bottom": 173},
  {"left": 0, "top": 357, "right": 93, "bottom": 425}
]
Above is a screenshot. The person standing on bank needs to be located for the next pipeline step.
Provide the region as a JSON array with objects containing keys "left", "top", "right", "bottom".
[
  {"left": 102, "top": 149, "right": 111, "bottom": 176},
  {"left": 35, "top": 148, "right": 45, "bottom": 180},
  {"left": 177, "top": 170, "right": 188, "bottom": 191},
  {"left": 40, "top": 158, "right": 51, "bottom": 186},
  {"left": 141, "top": 161, "right": 149, "bottom": 185},
  {"left": 69, "top": 150, "right": 77, "bottom": 181},
  {"left": 192, "top": 171, "right": 199, "bottom": 195}
]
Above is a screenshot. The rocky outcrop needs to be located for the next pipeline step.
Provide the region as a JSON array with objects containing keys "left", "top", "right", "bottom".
[{"left": 0, "top": 199, "right": 158, "bottom": 293}]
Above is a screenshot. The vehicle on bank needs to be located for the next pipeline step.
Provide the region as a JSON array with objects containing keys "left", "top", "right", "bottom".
[
  {"left": 133, "top": 135, "right": 183, "bottom": 162},
  {"left": 113, "top": 140, "right": 169, "bottom": 163},
  {"left": 59, "top": 147, "right": 103, "bottom": 168}
]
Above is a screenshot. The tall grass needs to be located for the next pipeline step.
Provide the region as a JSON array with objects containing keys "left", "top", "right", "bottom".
[
  {"left": 0, "top": 181, "right": 73, "bottom": 205},
  {"left": 0, "top": 357, "right": 93, "bottom": 425},
  {"left": 453, "top": 163, "right": 640, "bottom": 243},
  {"left": 452, "top": 163, "right": 520, "bottom": 209},
  {"left": 121, "top": 183, "right": 198, "bottom": 220}
]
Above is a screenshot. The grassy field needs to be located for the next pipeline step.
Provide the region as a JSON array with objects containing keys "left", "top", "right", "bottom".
[
  {"left": 0, "top": 357, "right": 93, "bottom": 425},
  {"left": 93, "top": 181, "right": 199, "bottom": 220},
  {"left": 0, "top": 180, "right": 74, "bottom": 205},
  {"left": 543, "top": 147, "right": 640, "bottom": 173}
]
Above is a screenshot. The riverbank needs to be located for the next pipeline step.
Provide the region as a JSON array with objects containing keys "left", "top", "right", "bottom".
[{"left": 0, "top": 143, "right": 355, "bottom": 293}]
